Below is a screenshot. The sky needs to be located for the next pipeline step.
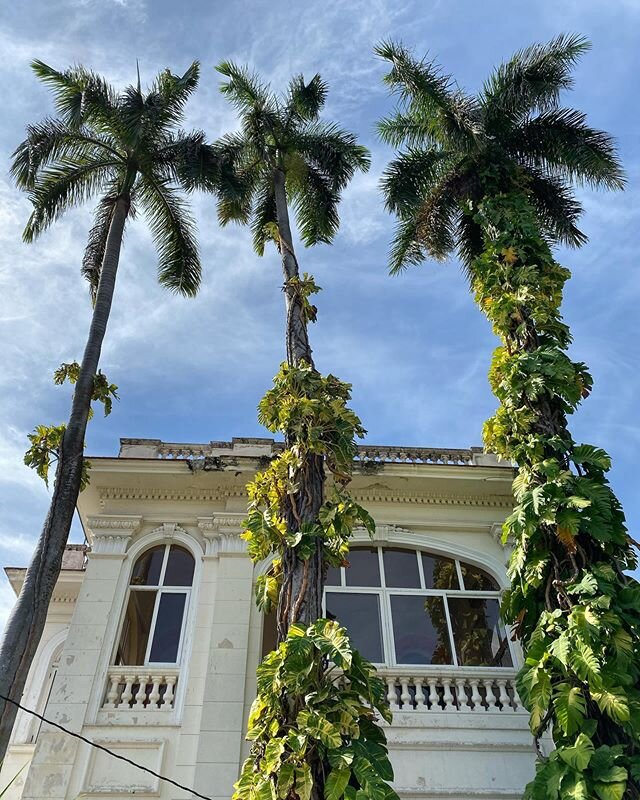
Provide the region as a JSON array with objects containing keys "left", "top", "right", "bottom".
[{"left": 0, "top": 0, "right": 639, "bottom": 628}]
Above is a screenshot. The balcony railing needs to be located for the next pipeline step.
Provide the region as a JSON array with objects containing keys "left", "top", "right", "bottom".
[
  {"left": 377, "top": 668, "right": 527, "bottom": 714},
  {"left": 102, "top": 668, "right": 179, "bottom": 710}
]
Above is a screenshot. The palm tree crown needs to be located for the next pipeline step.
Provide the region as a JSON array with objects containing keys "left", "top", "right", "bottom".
[
  {"left": 213, "top": 62, "right": 370, "bottom": 255},
  {"left": 11, "top": 60, "right": 218, "bottom": 297},
  {"left": 376, "top": 35, "right": 625, "bottom": 273}
]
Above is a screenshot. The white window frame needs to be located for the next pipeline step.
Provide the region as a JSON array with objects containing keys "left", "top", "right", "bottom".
[
  {"left": 115, "top": 544, "right": 193, "bottom": 668},
  {"left": 323, "top": 545, "right": 515, "bottom": 669}
]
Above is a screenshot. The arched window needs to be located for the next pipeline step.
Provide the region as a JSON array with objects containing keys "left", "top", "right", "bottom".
[
  {"left": 115, "top": 544, "right": 195, "bottom": 666},
  {"left": 324, "top": 546, "right": 512, "bottom": 668}
]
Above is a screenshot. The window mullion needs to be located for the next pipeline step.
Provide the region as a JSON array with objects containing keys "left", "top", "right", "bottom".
[
  {"left": 442, "top": 595, "right": 459, "bottom": 667},
  {"left": 144, "top": 589, "right": 162, "bottom": 665},
  {"left": 377, "top": 546, "right": 385, "bottom": 588},
  {"left": 455, "top": 559, "right": 465, "bottom": 590},
  {"left": 416, "top": 550, "right": 426, "bottom": 590},
  {"left": 158, "top": 544, "right": 170, "bottom": 588},
  {"left": 381, "top": 589, "right": 396, "bottom": 667}
]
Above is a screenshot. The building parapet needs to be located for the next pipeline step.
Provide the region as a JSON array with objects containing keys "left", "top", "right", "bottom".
[{"left": 118, "top": 437, "right": 512, "bottom": 468}]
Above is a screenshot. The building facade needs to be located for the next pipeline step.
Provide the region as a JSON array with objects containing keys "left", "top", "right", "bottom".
[{"left": 1, "top": 438, "right": 541, "bottom": 800}]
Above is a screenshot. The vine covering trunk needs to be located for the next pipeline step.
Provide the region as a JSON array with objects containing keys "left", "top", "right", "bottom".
[
  {"left": 471, "top": 187, "right": 640, "bottom": 800},
  {"left": 0, "top": 196, "right": 129, "bottom": 759}
]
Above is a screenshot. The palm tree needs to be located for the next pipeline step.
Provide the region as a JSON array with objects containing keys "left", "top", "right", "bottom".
[
  {"left": 213, "top": 63, "right": 370, "bottom": 641},
  {"left": 378, "top": 37, "right": 639, "bottom": 799},
  {"left": 0, "top": 60, "right": 216, "bottom": 759}
]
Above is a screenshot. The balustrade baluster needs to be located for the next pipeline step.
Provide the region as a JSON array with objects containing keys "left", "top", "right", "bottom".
[
  {"left": 454, "top": 677, "right": 468, "bottom": 710},
  {"left": 414, "top": 677, "right": 427, "bottom": 709},
  {"left": 149, "top": 677, "right": 162, "bottom": 709},
  {"left": 496, "top": 679, "right": 511, "bottom": 711},
  {"left": 133, "top": 675, "right": 149, "bottom": 708},
  {"left": 427, "top": 678, "right": 439, "bottom": 710},
  {"left": 399, "top": 678, "right": 411, "bottom": 708},
  {"left": 105, "top": 673, "right": 121, "bottom": 708},
  {"left": 121, "top": 675, "right": 136, "bottom": 707},
  {"left": 483, "top": 679, "right": 500, "bottom": 712},
  {"left": 469, "top": 679, "right": 483, "bottom": 711},
  {"left": 386, "top": 678, "right": 398, "bottom": 708},
  {"left": 512, "top": 683, "right": 528, "bottom": 713},
  {"left": 441, "top": 678, "right": 455, "bottom": 711}
]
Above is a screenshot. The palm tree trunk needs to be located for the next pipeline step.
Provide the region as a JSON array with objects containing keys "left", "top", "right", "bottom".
[
  {"left": 272, "top": 167, "right": 325, "bottom": 643},
  {"left": 0, "top": 195, "right": 130, "bottom": 760}
]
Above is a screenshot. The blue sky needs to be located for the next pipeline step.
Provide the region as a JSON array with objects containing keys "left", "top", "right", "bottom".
[{"left": 1, "top": 0, "right": 639, "bottom": 626}]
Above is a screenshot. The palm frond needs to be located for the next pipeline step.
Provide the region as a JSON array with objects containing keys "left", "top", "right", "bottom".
[
  {"left": 251, "top": 177, "right": 278, "bottom": 255},
  {"left": 138, "top": 176, "right": 201, "bottom": 296},
  {"left": 481, "top": 33, "right": 591, "bottom": 126},
  {"left": 23, "top": 158, "right": 118, "bottom": 241},
  {"left": 153, "top": 61, "right": 200, "bottom": 124},
  {"left": 525, "top": 169, "right": 587, "bottom": 247},
  {"left": 31, "top": 60, "right": 117, "bottom": 128},
  {"left": 413, "top": 169, "right": 469, "bottom": 261},
  {"left": 375, "top": 40, "right": 481, "bottom": 149},
  {"left": 82, "top": 192, "right": 120, "bottom": 301},
  {"left": 216, "top": 61, "right": 273, "bottom": 114},
  {"left": 510, "top": 107, "right": 625, "bottom": 190},
  {"left": 377, "top": 111, "right": 437, "bottom": 148},
  {"left": 295, "top": 122, "right": 370, "bottom": 190},
  {"left": 380, "top": 148, "right": 450, "bottom": 215},
  {"left": 291, "top": 163, "right": 340, "bottom": 246},
  {"left": 388, "top": 216, "right": 428, "bottom": 275},
  {"left": 285, "top": 74, "right": 327, "bottom": 122},
  {"left": 11, "top": 118, "right": 123, "bottom": 188}
]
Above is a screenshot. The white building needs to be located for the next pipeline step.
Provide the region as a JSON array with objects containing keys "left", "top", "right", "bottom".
[{"left": 1, "top": 437, "right": 541, "bottom": 800}]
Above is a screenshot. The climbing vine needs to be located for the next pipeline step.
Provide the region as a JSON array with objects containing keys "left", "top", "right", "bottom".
[
  {"left": 24, "top": 361, "right": 118, "bottom": 488},
  {"left": 470, "top": 188, "right": 640, "bottom": 800},
  {"left": 237, "top": 277, "right": 398, "bottom": 800}
]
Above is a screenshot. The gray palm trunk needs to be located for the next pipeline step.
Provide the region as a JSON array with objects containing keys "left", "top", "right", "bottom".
[
  {"left": 0, "top": 195, "right": 130, "bottom": 760},
  {"left": 272, "top": 167, "right": 325, "bottom": 643}
]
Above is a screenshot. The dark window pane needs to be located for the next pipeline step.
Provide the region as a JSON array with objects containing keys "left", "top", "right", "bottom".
[
  {"left": 460, "top": 562, "right": 499, "bottom": 591},
  {"left": 131, "top": 546, "right": 164, "bottom": 586},
  {"left": 325, "top": 592, "right": 383, "bottom": 662},
  {"left": 261, "top": 610, "right": 278, "bottom": 658},
  {"left": 422, "top": 553, "right": 459, "bottom": 590},
  {"left": 448, "top": 597, "right": 512, "bottom": 667},
  {"left": 390, "top": 595, "right": 452, "bottom": 665},
  {"left": 325, "top": 565, "right": 341, "bottom": 586},
  {"left": 383, "top": 548, "right": 420, "bottom": 588},
  {"left": 116, "top": 590, "right": 156, "bottom": 665},
  {"left": 163, "top": 546, "right": 195, "bottom": 586},
  {"left": 149, "top": 593, "right": 187, "bottom": 663},
  {"left": 344, "top": 548, "right": 380, "bottom": 587}
]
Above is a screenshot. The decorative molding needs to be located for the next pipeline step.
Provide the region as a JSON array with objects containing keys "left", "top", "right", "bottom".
[
  {"left": 99, "top": 485, "right": 513, "bottom": 508},
  {"left": 86, "top": 515, "right": 142, "bottom": 555},
  {"left": 491, "top": 522, "right": 513, "bottom": 566},
  {"left": 197, "top": 513, "right": 246, "bottom": 557}
]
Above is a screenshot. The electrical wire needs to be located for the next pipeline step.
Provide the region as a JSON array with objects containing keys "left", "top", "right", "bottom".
[{"left": 0, "top": 692, "right": 212, "bottom": 800}]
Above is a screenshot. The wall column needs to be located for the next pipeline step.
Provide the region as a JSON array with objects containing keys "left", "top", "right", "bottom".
[
  {"left": 21, "top": 516, "right": 141, "bottom": 800},
  {"left": 193, "top": 515, "right": 253, "bottom": 800}
]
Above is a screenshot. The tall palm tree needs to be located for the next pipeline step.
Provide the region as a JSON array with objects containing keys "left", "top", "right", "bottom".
[
  {"left": 378, "top": 37, "right": 639, "bottom": 799},
  {"left": 0, "top": 60, "right": 217, "bottom": 759},
  {"left": 213, "top": 63, "right": 370, "bottom": 640}
]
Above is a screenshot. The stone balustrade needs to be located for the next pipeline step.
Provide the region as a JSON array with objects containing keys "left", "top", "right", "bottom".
[
  {"left": 102, "top": 668, "right": 179, "bottom": 710},
  {"left": 119, "top": 438, "right": 508, "bottom": 467},
  {"left": 377, "top": 668, "right": 527, "bottom": 713}
]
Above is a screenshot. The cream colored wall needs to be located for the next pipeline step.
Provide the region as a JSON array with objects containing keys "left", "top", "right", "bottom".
[{"left": 2, "top": 452, "right": 537, "bottom": 800}]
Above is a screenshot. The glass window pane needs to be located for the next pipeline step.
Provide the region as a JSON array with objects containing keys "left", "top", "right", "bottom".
[
  {"left": 116, "top": 590, "right": 156, "bottom": 665},
  {"left": 344, "top": 548, "right": 380, "bottom": 587},
  {"left": 325, "top": 564, "right": 341, "bottom": 586},
  {"left": 149, "top": 593, "right": 187, "bottom": 663},
  {"left": 460, "top": 562, "right": 499, "bottom": 591},
  {"left": 163, "top": 546, "right": 195, "bottom": 586},
  {"left": 390, "top": 595, "right": 452, "bottom": 665},
  {"left": 383, "top": 548, "right": 420, "bottom": 588},
  {"left": 325, "top": 592, "right": 383, "bottom": 662},
  {"left": 448, "top": 597, "right": 512, "bottom": 667},
  {"left": 422, "top": 553, "right": 459, "bottom": 590},
  {"left": 131, "top": 546, "right": 164, "bottom": 586}
]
